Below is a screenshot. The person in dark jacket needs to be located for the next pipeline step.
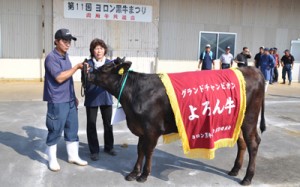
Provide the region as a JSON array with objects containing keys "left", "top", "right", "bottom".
[
  {"left": 272, "top": 47, "right": 280, "bottom": 83},
  {"left": 260, "top": 48, "right": 275, "bottom": 92},
  {"left": 234, "top": 47, "right": 252, "bottom": 67},
  {"left": 83, "top": 38, "right": 116, "bottom": 161},
  {"left": 254, "top": 46, "right": 264, "bottom": 68},
  {"left": 281, "top": 49, "right": 294, "bottom": 85}
]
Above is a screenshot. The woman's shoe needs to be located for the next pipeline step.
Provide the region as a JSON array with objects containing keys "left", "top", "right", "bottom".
[
  {"left": 90, "top": 153, "right": 99, "bottom": 161},
  {"left": 104, "top": 149, "right": 116, "bottom": 156}
]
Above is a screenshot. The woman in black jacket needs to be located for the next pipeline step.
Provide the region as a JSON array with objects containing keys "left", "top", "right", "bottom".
[{"left": 83, "top": 38, "right": 116, "bottom": 161}]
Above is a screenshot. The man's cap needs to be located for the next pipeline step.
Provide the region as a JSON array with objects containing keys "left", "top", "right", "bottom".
[
  {"left": 260, "top": 46, "right": 264, "bottom": 49},
  {"left": 264, "top": 47, "right": 269, "bottom": 51},
  {"left": 269, "top": 48, "right": 274, "bottom": 51},
  {"left": 225, "top": 46, "right": 230, "bottom": 49},
  {"left": 284, "top": 49, "right": 290, "bottom": 53},
  {"left": 205, "top": 44, "right": 211, "bottom": 48},
  {"left": 55, "top": 29, "right": 77, "bottom": 41},
  {"left": 273, "top": 47, "right": 278, "bottom": 50}
]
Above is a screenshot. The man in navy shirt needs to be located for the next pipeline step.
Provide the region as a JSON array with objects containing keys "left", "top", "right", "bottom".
[
  {"left": 198, "top": 44, "right": 215, "bottom": 70},
  {"left": 43, "top": 28, "right": 88, "bottom": 171}
]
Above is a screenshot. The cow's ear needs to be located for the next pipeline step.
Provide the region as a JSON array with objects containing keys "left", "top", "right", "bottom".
[
  {"left": 113, "top": 57, "right": 126, "bottom": 65},
  {"left": 116, "top": 61, "right": 132, "bottom": 75}
]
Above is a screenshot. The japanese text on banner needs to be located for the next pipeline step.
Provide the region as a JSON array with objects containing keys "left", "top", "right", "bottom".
[{"left": 64, "top": 1, "right": 152, "bottom": 22}]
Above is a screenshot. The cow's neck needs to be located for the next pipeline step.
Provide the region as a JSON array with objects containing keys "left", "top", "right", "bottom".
[
  {"left": 100, "top": 72, "right": 134, "bottom": 104},
  {"left": 105, "top": 78, "right": 122, "bottom": 98},
  {"left": 116, "top": 72, "right": 135, "bottom": 106}
]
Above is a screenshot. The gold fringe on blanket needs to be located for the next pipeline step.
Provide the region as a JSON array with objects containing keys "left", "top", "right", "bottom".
[{"left": 159, "top": 68, "right": 246, "bottom": 159}]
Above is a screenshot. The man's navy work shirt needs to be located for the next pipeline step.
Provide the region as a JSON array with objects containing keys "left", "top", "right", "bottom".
[
  {"left": 43, "top": 48, "right": 76, "bottom": 103},
  {"left": 260, "top": 54, "right": 275, "bottom": 80},
  {"left": 200, "top": 51, "right": 214, "bottom": 70}
]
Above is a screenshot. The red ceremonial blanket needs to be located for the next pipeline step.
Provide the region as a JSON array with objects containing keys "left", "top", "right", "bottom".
[{"left": 159, "top": 68, "right": 246, "bottom": 159}]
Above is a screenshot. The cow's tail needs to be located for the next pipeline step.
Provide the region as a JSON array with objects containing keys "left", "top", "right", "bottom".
[{"left": 260, "top": 96, "right": 266, "bottom": 133}]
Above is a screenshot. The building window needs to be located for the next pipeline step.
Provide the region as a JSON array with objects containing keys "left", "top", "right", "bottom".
[{"left": 198, "top": 31, "right": 237, "bottom": 59}]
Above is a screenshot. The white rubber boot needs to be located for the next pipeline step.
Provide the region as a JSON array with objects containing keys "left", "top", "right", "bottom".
[
  {"left": 265, "top": 81, "right": 269, "bottom": 93},
  {"left": 66, "top": 141, "right": 88, "bottom": 166},
  {"left": 47, "top": 144, "right": 60, "bottom": 171}
]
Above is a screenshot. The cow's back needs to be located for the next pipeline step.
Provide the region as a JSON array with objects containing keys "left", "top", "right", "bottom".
[{"left": 121, "top": 72, "right": 177, "bottom": 136}]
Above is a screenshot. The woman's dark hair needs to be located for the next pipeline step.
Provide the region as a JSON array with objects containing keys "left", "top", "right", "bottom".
[{"left": 89, "top": 38, "right": 107, "bottom": 58}]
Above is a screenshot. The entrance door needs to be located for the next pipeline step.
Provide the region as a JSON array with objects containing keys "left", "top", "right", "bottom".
[
  {"left": 291, "top": 40, "right": 300, "bottom": 82},
  {"left": 0, "top": 24, "right": 1, "bottom": 58}
]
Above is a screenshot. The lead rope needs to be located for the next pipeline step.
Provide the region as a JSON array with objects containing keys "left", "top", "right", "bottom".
[
  {"left": 117, "top": 69, "right": 131, "bottom": 108},
  {"left": 81, "top": 59, "right": 88, "bottom": 97}
]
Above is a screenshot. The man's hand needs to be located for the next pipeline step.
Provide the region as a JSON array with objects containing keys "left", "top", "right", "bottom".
[
  {"left": 198, "top": 60, "right": 202, "bottom": 69},
  {"left": 76, "top": 62, "right": 88, "bottom": 69},
  {"left": 76, "top": 98, "right": 79, "bottom": 108},
  {"left": 77, "top": 62, "right": 90, "bottom": 73}
]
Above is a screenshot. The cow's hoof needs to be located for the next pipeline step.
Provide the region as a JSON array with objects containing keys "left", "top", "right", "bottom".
[
  {"left": 240, "top": 179, "right": 251, "bottom": 186},
  {"left": 125, "top": 173, "right": 139, "bottom": 181},
  {"left": 136, "top": 175, "right": 148, "bottom": 183},
  {"left": 228, "top": 170, "right": 239, "bottom": 176}
]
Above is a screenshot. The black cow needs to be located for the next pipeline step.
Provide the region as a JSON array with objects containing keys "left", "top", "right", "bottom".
[{"left": 87, "top": 57, "right": 266, "bottom": 186}]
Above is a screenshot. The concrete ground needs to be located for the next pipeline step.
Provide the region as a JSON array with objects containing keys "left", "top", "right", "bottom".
[{"left": 0, "top": 80, "right": 299, "bottom": 187}]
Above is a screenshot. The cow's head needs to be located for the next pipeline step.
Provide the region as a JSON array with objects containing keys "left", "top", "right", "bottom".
[
  {"left": 104, "top": 57, "right": 132, "bottom": 75},
  {"left": 88, "top": 57, "right": 132, "bottom": 93}
]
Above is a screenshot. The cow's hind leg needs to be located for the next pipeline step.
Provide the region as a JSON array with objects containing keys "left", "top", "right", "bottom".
[
  {"left": 228, "top": 133, "right": 247, "bottom": 176},
  {"left": 136, "top": 133, "right": 160, "bottom": 183},
  {"left": 125, "top": 137, "right": 145, "bottom": 181},
  {"left": 241, "top": 128, "right": 261, "bottom": 185}
]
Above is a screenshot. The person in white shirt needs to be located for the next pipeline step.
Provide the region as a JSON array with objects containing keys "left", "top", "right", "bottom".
[{"left": 220, "top": 46, "right": 234, "bottom": 69}]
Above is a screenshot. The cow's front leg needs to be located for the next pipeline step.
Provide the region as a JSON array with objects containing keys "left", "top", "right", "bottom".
[
  {"left": 125, "top": 137, "right": 144, "bottom": 181},
  {"left": 137, "top": 133, "right": 160, "bottom": 183}
]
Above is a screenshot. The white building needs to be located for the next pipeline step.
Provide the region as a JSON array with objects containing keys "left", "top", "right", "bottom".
[{"left": 0, "top": 0, "right": 299, "bottom": 81}]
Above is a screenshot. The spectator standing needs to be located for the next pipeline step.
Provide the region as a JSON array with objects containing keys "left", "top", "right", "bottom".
[
  {"left": 83, "top": 38, "right": 116, "bottom": 161},
  {"left": 43, "top": 28, "right": 88, "bottom": 171},
  {"left": 260, "top": 48, "right": 275, "bottom": 92},
  {"left": 254, "top": 46, "right": 264, "bottom": 68},
  {"left": 273, "top": 47, "right": 280, "bottom": 83},
  {"left": 198, "top": 44, "right": 215, "bottom": 70},
  {"left": 234, "top": 47, "right": 252, "bottom": 67},
  {"left": 220, "top": 46, "right": 234, "bottom": 69},
  {"left": 281, "top": 49, "right": 294, "bottom": 85},
  {"left": 269, "top": 48, "right": 275, "bottom": 84}
]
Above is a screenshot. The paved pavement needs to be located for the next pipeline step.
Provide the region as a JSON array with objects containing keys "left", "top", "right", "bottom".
[{"left": 0, "top": 81, "right": 299, "bottom": 187}]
